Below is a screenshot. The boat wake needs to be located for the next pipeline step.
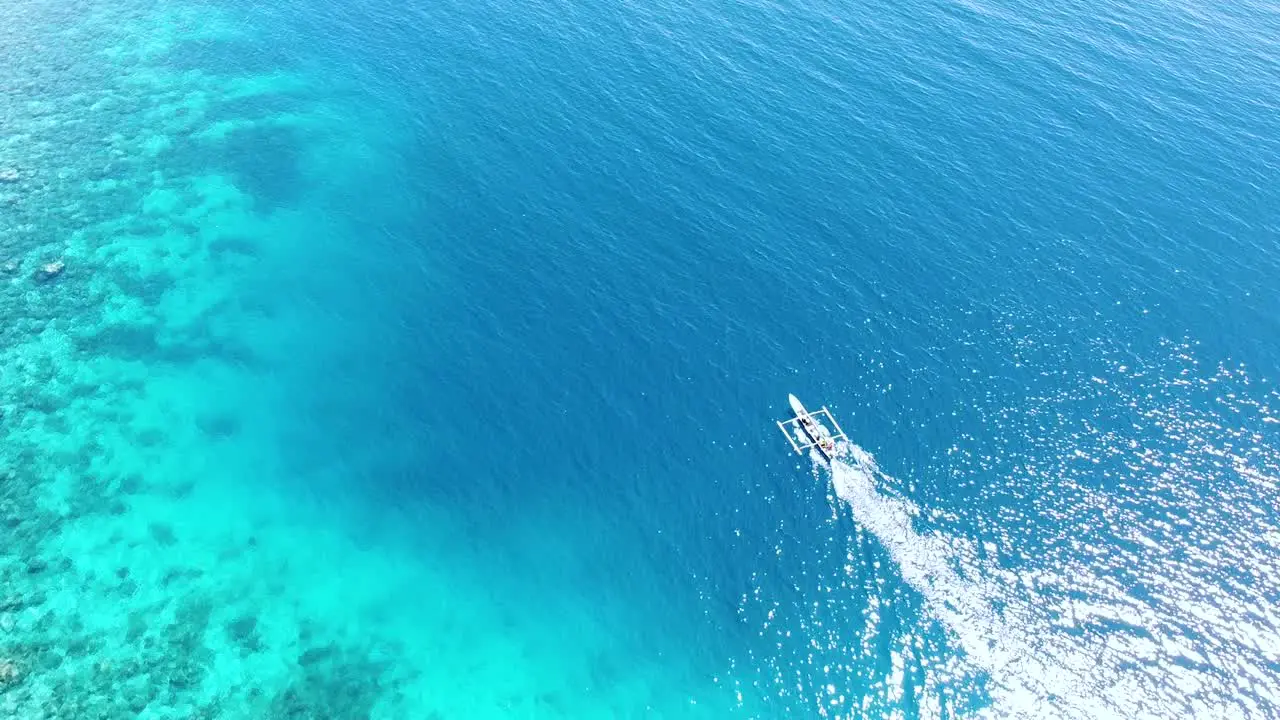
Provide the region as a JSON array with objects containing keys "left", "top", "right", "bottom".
[
  {"left": 823, "top": 443, "right": 1207, "bottom": 720},
  {"left": 746, "top": 365, "right": 1280, "bottom": 720},
  {"left": 746, "top": 347, "right": 1280, "bottom": 719}
]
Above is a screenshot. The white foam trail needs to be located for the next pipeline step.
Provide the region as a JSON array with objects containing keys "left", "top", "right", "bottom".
[{"left": 825, "top": 444, "right": 1159, "bottom": 720}]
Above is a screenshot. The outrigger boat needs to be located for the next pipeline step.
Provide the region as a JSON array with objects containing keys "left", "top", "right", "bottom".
[{"left": 777, "top": 394, "right": 849, "bottom": 460}]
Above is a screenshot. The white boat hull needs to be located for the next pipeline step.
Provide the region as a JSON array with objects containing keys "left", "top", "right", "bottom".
[{"left": 789, "top": 393, "right": 807, "bottom": 417}]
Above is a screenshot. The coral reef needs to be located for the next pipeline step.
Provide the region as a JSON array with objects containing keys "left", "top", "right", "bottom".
[
  {"left": 0, "top": 1, "right": 724, "bottom": 718},
  {"left": 35, "top": 260, "right": 64, "bottom": 282},
  {"left": 0, "top": 4, "right": 410, "bottom": 717},
  {"left": 269, "top": 647, "right": 390, "bottom": 720}
]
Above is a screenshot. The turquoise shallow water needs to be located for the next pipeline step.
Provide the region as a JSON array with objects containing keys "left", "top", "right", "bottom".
[{"left": 1, "top": 0, "right": 1278, "bottom": 717}]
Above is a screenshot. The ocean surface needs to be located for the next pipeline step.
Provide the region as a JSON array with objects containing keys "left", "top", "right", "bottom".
[{"left": 1, "top": 0, "right": 1278, "bottom": 717}]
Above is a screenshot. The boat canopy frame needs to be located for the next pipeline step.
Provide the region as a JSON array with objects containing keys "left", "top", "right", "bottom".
[{"left": 776, "top": 405, "right": 849, "bottom": 455}]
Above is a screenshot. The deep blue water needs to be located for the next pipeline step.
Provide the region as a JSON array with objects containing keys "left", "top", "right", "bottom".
[
  {"left": 4, "top": 0, "right": 1280, "bottom": 715},
  {"left": 261, "top": 0, "right": 1280, "bottom": 714}
]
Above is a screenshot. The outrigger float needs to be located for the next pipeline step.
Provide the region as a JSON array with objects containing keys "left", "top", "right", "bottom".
[{"left": 777, "top": 394, "right": 848, "bottom": 460}]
